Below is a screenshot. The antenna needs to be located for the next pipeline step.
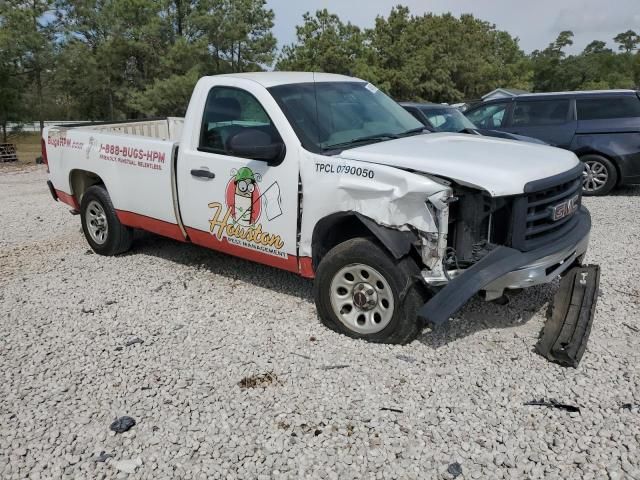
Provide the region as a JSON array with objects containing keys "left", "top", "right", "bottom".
[{"left": 312, "top": 72, "right": 321, "bottom": 145}]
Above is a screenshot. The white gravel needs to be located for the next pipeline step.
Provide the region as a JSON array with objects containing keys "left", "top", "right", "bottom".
[{"left": 1, "top": 165, "right": 639, "bottom": 480}]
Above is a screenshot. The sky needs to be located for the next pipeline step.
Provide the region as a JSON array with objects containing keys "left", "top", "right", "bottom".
[{"left": 266, "top": 0, "right": 640, "bottom": 54}]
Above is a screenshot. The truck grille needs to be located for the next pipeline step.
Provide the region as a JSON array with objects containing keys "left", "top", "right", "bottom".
[{"left": 510, "top": 163, "right": 584, "bottom": 251}]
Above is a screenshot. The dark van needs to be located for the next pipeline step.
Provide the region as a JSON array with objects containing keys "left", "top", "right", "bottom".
[{"left": 464, "top": 90, "right": 640, "bottom": 195}]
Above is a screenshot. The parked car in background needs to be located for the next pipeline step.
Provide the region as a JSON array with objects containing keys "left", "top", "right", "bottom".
[
  {"left": 464, "top": 90, "right": 640, "bottom": 195},
  {"left": 400, "top": 102, "right": 545, "bottom": 144}
]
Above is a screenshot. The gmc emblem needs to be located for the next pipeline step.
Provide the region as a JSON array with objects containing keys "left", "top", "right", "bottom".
[{"left": 550, "top": 194, "right": 579, "bottom": 221}]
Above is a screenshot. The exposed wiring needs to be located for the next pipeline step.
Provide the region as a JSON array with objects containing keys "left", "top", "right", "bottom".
[{"left": 443, "top": 247, "right": 460, "bottom": 281}]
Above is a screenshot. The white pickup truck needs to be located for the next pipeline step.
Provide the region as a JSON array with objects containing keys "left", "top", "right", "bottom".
[{"left": 43, "top": 72, "right": 595, "bottom": 355}]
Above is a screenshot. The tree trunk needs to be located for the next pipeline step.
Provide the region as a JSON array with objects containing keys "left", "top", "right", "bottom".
[
  {"left": 106, "top": 73, "right": 114, "bottom": 120},
  {"left": 35, "top": 65, "right": 44, "bottom": 133},
  {"left": 32, "top": 0, "right": 44, "bottom": 133},
  {"left": 175, "top": 0, "right": 183, "bottom": 37}
]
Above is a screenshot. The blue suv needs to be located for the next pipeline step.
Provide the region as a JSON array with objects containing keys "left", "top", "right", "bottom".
[{"left": 464, "top": 90, "right": 640, "bottom": 195}]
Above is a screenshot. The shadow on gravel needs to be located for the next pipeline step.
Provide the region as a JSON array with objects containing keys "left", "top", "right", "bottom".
[
  {"left": 128, "top": 231, "right": 554, "bottom": 348},
  {"left": 417, "top": 283, "right": 554, "bottom": 349},
  {"left": 609, "top": 184, "right": 640, "bottom": 197},
  {"left": 127, "top": 231, "right": 314, "bottom": 301}
]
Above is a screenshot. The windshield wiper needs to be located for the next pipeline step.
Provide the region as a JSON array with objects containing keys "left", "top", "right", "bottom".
[
  {"left": 398, "top": 127, "right": 427, "bottom": 136},
  {"left": 322, "top": 127, "right": 428, "bottom": 151},
  {"left": 322, "top": 133, "right": 401, "bottom": 151}
]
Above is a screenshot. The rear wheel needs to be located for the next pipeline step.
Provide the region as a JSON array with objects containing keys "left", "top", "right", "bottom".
[
  {"left": 80, "top": 185, "right": 133, "bottom": 255},
  {"left": 581, "top": 154, "right": 617, "bottom": 196},
  {"left": 314, "top": 237, "right": 427, "bottom": 344}
]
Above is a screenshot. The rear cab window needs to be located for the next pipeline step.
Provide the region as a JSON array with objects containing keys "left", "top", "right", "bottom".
[
  {"left": 577, "top": 96, "right": 640, "bottom": 120},
  {"left": 512, "top": 99, "right": 571, "bottom": 127}
]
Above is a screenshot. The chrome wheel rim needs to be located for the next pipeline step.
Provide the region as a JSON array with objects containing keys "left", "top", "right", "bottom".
[
  {"left": 86, "top": 200, "right": 108, "bottom": 245},
  {"left": 329, "top": 263, "right": 395, "bottom": 334},
  {"left": 582, "top": 160, "right": 608, "bottom": 193}
]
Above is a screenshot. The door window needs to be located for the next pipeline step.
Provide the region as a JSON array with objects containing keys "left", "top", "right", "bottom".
[
  {"left": 404, "top": 106, "right": 425, "bottom": 124},
  {"left": 199, "top": 87, "right": 281, "bottom": 154},
  {"left": 577, "top": 96, "right": 640, "bottom": 120},
  {"left": 421, "top": 107, "right": 476, "bottom": 132},
  {"left": 466, "top": 103, "right": 508, "bottom": 128},
  {"left": 512, "top": 100, "right": 570, "bottom": 127}
]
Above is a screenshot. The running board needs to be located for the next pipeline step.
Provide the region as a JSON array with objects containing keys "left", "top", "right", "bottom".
[{"left": 536, "top": 264, "right": 600, "bottom": 368}]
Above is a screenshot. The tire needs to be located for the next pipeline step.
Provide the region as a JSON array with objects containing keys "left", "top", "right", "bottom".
[
  {"left": 313, "top": 237, "right": 427, "bottom": 345},
  {"left": 80, "top": 185, "right": 133, "bottom": 256},
  {"left": 581, "top": 154, "right": 617, "bottom": 196}
]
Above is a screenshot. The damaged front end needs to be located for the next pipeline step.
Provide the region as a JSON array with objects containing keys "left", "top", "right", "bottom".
[{"left": 417, "top": 164, "right": 600, "bottom": 367}]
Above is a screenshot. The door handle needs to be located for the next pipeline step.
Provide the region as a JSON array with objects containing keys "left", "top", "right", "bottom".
[{"left": 190, "top": 169, "right": 215, "bottom": 179}]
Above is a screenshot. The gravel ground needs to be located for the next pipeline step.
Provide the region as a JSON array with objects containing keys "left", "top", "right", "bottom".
[{"left": 1, "top": 165, "right": 639, "bottom": 480}]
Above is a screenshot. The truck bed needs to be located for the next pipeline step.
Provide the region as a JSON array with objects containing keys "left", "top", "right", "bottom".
[{"left": 44, "top": 121, "right": 183, "bottom": 239}]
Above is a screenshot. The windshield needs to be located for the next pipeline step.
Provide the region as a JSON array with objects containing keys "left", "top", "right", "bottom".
[
  {"left": 420, "top": 106, "right": 477, "bottom": 132},
  {"left": 268, "top": 81, "right": 424, "bottom": 153}
]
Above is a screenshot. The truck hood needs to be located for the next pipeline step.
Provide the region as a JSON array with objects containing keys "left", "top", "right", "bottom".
[{"left": 337, "top": 133, "right": 580, "bottom": 196}]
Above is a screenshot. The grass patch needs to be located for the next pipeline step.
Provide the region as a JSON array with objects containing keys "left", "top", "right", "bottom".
[
  {"left": 5, "top": 132, "right": 41, "bottom": 164},
  {"left": 238, "top": 372, "right": 279, "bottom": 389}
]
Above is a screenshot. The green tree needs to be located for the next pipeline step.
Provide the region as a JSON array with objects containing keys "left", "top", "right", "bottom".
[
  {"left": 0, "top": 54, "right": 25, "bottom": 141},
  {"left": 583, "top": 40, "right": 610, "bottom": 55},
  {"left": 131, "top": 0, "right": 277, "bottom": 116},
  {"left": 365, "top": 8, "right": 530, "bottom": 102},
  {"left": 278, "top": 7, "right": 530, "bottom": 103},
  {"left": 1, "top": 0, "right": 57, "bottom": 131},
  {"left": 614, "top": 30, "right": 639, "bottom": 53},
  {"left": 530, "top": 30, "right": 638, "bottom": 92},
  {"left": 531, "top": 31, "right": 575, "bottom": 91},
  {"left": 57, "top": 0, "right": 172, "bottom": 119},
  {"left": 192, "top": 0, "right": 276, "bottom": 73},
  {"left": 276, "top": 9, "right": 367, "bottom": 76}
]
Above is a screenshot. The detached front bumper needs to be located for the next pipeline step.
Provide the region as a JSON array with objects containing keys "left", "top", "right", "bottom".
[
  {"left": 483, "top": 217, "right": 590, "bottom": 300},
  {"left": 418, "top": 207, "right": 592, "bottom": 326}
]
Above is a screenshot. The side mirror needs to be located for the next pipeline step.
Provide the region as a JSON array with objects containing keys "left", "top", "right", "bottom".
[{"left": 227, "top": 129, "right": 285, "bottom": 165}]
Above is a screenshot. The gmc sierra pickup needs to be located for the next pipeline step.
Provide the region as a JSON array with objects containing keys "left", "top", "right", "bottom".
[{"left": 43, "top": 72, "right": 597, "bottom": 362}]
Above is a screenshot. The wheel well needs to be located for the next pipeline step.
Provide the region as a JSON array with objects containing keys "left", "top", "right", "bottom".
[
  {"left": 311, "top": 212, "right": 420, "bottom": 269},
  {"left": 312, "top": 213, "right": 371, "bottom": 269},
  {"left": 577, "top": 150, "right": 622, "bottom": 185},
  {"left": 69, "top": 170, "right": 104, "bottom": 205}
]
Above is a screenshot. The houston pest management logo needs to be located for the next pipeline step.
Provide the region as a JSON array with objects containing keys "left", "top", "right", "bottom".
[{"left": 208, "top": 167, "right": 286, "bottom": 257}]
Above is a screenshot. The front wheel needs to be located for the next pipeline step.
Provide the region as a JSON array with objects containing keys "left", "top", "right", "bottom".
[
  {"left": 314, "top": 237, "right": 427, "bottom": 344},
  {"left": 581, "top": 154, "right": 617, "bottom": 196},
  {"left": 80, "top": 185, "right": 133, "bottom": 256}
]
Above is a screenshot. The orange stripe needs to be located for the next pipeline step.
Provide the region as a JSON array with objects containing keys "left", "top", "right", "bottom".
[
  {"left": 115, "top": 210, "right": 186, "bottom": 242},
  {"left": 55, "top": 190, "right": 80, "bottom": 210},
  {"left": 56, "top": 200, "right": 312, "bottom": 277},
  {"left": 298, "top": 256, "right": 315, "bottom": 279}
]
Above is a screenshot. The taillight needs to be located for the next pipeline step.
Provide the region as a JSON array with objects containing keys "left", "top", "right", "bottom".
[{"left": 41, "top": 137, "right": 49, "bottom": 172}]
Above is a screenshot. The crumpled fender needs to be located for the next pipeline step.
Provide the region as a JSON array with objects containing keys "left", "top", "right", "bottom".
[{"left": 299, "top": 149, "right": 450, "bottom": 258}]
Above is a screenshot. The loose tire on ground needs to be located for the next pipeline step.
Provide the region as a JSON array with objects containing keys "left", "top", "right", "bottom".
[
  {"left": 80, "top": 185, "right": 133, "bottom": 256},
  {"left": 581, "top": 154, "right": 617, "bottom": 196},
  {"left": 314, "top": 237, "right": 427, "bottom": 344}
]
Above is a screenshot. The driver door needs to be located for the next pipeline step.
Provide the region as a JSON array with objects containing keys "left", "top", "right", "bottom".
[{"left": 176, "top": 85, "right": 300, "bottom": 273}]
